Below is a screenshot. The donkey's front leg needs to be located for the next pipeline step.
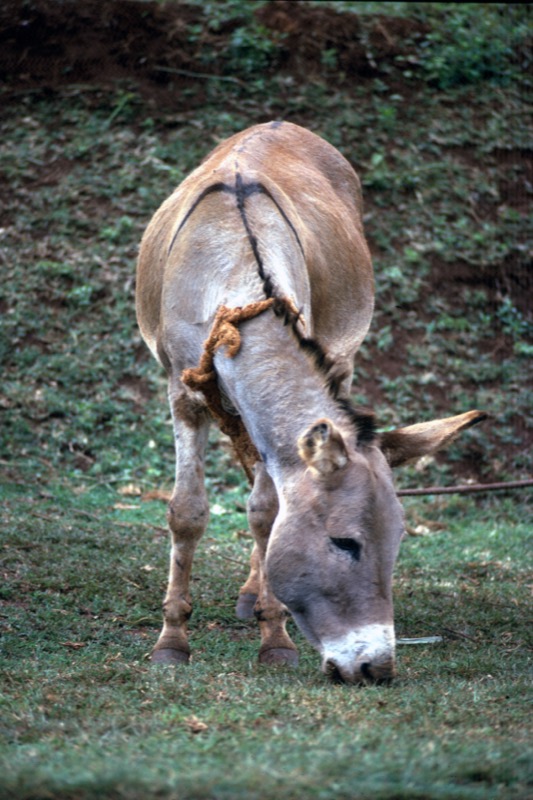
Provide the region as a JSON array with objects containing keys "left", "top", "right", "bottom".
[
  {"left": 151, "top": 388, "right": 210, "bottom": 665},
  {"left": 247, "top": 463, "right": 298, "bottom": 667}
]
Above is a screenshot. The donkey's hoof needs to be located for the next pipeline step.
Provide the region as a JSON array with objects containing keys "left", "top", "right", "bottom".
[
  {"left": 235, "top": 592, "right": 258, "bottom": 620},
  {"left": 151, "top": 648, "right": 190, "bottom": 665},
  {"left": 259, "top": 648, "right": 299, "bottom": 667}
]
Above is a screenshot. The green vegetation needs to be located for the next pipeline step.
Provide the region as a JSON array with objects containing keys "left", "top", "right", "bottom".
[
  {"left": 1, "top": 484, "right": 531, "bottom": 799},
  {"left": 0, "top": 1, "right": 531, "bottom": 798}
]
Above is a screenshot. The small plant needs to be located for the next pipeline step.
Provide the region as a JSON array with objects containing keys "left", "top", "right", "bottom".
[
  {"left": 497, "top": 296, "right": 532, "bottom": 341},
  {"left": 225, "top": 22, "right": 280, "bottom": 78},
  {"left": 415, "top": 4, "right": 530, "bottom": 89}
]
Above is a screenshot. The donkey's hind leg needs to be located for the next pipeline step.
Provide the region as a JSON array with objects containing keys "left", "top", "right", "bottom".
[
  {"left": 246, "top": 462, "right": 298, "bottom": 666},
  {"left": 237, "top": 465, "right": 278, "bottom": 620},
  {"left": 151, "top": 385, "right": 210, "bottom": 665},
  {"left": 236, "top": 543, "right": 260, "bottom": 620}
]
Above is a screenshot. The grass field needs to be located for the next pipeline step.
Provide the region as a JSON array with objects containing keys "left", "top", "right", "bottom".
[
  {"left": 1, "top": 1, "right": 531, "bottom": 798},
  {"left": 1, "top": 483, "right": 531, "bottom": 799}
]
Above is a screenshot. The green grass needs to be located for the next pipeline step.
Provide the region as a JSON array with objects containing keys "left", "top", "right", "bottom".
[
  {"left": 0, "top": 1, "right": 531, "bottom": 797},
  {"left": 1, "top": 484, "right": 531, "bottom": 799}
]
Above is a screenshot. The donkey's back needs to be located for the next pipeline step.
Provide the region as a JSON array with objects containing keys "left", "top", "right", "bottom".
[{"left": 136, "top": 121, "right": 374, "bottom": 391}]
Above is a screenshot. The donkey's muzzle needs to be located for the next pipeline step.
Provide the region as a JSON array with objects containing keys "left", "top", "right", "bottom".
[
  {"left": 324, "top": 656, "right": 396, "bottom": 685},
  {"left": 321, "top": 624, "right": 396, "bottom": 685}
]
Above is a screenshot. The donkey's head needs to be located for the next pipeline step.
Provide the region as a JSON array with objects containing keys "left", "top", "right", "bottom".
[{"left": 265, "top": 410, "right": 486, "bottom": 684}]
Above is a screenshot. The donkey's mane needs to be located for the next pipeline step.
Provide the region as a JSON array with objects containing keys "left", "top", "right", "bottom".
[
  {"left": 267, "top": 295, "right": 377, "bottom": 447},
  {"left": 232, "top": 170, "right": 377, "bottom": 447}
]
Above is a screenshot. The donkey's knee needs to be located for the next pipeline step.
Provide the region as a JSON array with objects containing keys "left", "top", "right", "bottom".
[
  {"left": 239, "top": 465, "right": 278, "bottom": 617},
  {"left": 167, "top": 491, "right": 209, "bottom": 542},
  {"left": 247, "top": 464, "right": 278, "bottom": 543},
  {"left": 247, "top": 500, "right": 277, "bottom": 540}
]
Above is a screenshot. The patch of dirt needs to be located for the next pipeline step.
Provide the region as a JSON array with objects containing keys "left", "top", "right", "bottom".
[
  {"left": 424, "top": 254, "right": 533, "bottom": 321},
  {"left": 0, "top": 0, "right": 205, "bottom": 104},
  {"left": 29, "top": 156, "right": 76, "bottom": 187},
  {"left": 255, "top": 1, "right": 428, "bottom": 78},
  {"left": 118, "top": 375, "right": 154, "bottom": 410},
  {"left": 0, "top": 0, "right": 427, "bottom": 104}
]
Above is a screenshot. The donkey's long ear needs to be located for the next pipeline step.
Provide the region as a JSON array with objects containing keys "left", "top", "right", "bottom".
[
  {"left": 379, "top": 410, "right": 487, "bottom": 468},
  {"left": 298, "top": 418, "right": 348, "bottom": 475}
]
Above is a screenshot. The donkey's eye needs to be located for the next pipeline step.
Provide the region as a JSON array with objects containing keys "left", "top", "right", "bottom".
[{"left": 330, "top": 537, "right": 361, "bottom": 561}]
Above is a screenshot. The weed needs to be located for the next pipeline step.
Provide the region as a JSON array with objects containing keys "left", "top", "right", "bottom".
[{"left": 415, "top": 4, "right": 531, "bottom": 89}]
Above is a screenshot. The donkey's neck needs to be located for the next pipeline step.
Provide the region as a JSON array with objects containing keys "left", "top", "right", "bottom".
[{"left": 213, "top": 311, "right": 353, "bottom": 487}]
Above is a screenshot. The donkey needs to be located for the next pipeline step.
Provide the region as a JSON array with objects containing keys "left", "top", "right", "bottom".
[{"left": 136, "top": 121, "right": 485, "bottom": 683}]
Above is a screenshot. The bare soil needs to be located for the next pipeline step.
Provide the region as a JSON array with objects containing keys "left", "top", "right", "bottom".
[{"left": 0, "top": 0, "right": 428, "bottom": 97}]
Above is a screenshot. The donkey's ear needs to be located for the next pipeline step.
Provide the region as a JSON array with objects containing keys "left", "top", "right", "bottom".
[
  {"left": 379, "top": 410, "right": 487, "bottom": 468},
  {"left": 298, "top": 418, "right": 349, "bottom": 475}
]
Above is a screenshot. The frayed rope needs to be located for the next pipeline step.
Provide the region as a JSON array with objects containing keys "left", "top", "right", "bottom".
[{"left": 182, "top": 298, "right": 296, "bottom": 483}]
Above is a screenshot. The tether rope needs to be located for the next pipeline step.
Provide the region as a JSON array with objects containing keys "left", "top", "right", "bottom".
[{"left": 397, "top": 478, "right": 533, "bottom": 496}]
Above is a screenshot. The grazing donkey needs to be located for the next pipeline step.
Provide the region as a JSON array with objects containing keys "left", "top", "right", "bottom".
[{"left": 136, "top": 122, "right": 485, "bottom": 683}]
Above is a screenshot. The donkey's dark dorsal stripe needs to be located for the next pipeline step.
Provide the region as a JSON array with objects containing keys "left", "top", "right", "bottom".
[{"left": 136, "top": 122, "right": 485, "bottom": 683}]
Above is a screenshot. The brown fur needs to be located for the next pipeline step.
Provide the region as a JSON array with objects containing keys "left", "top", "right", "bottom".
[{"left": 172, "top": 392, "right": 209, "bottom": 430}]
